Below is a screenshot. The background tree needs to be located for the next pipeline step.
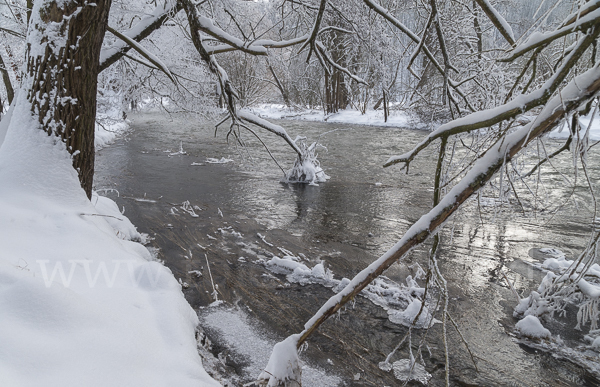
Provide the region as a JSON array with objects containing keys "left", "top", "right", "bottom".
[{"left": 3, "top": 0, "right": 600, "bottom": 385}]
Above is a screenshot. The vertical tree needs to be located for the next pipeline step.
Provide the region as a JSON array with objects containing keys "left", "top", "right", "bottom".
[{"left": 20, "top": 0, "right": 110, "bottom": 198}]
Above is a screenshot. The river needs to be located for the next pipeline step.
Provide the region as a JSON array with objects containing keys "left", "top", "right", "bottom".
[{"left": 94, "top": 112, "right": 600, "bottom": 386}]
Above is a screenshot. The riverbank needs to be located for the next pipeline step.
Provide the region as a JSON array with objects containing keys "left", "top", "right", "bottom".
[
  {"left": 0, "top": 105, "right": 220, "bottom": 386},
  {"left": 246, "top": 103, "right": 600, "bottom": 140},
  {"left": 246, "top": 104, "right": 428, "bottom": 129}
]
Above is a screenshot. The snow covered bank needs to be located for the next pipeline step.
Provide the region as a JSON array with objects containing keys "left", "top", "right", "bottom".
[
  {"left": 549, "top": 108, "right": 600, "bottom": 141},
  {"left": 95, "top": 93, "right": 130, "bottom": 150},
  {"left": 0, "top": 100, "right": 219, "bottom": 386},
  {"left": 95, "top": 118, "right": 129, "bottom": 150},
  {"left": 249, "top": 104, "right": 600, "bottom": 142},
  {"left": 200, "top": 307, "right": 341, "bottom": 386},
  {"left": 247, "top": 104, "right": 426, "bottom": 129}
]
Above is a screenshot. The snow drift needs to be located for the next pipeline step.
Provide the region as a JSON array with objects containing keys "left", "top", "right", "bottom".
[{"left": 0, "top": 97, "right": 219, "bottom": 386}]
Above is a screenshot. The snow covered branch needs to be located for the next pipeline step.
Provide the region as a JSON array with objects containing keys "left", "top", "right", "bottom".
[
  {"left": 180, "top": 0, "right": 312, "bottom": 167},
  {"left": 315, "top": 42, "right": 368, "bottom": 85},
  {"left": 385, "top": 28, "right": 600, "bottom": 168},
  {"left": 194, "top": 15, "right": 272, "bottom": 56},
  {"left": 99, "top": 0, "right": 181, "bottom": 72},
  {"left": 290, "top": 62, "right": 600, "bottom": 356},
  {"left": 237, "top": 111, "right": 302, "bottom": 156},
  {"left": 105, "top": 26, "right": 176, "bottom": 84},
  {"left": 206, "top": 35, "right": 309, "bottom": 55},
  {"left": 363, "top": 0, "right": 475, "bottom": 112},
  {"left": 473, "top": 0, "right": 515, "bottom": 46},
  {"left": 500, "top": 7, "right": 600, "bottom": 63},
  {"left": 298, "top": 0, "right": 328, "bottom": 62}
]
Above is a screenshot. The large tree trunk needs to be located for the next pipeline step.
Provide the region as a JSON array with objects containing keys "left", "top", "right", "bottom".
[
  {"left": 25, "top": 0, "right": 111, "bottom": 198},
  {"left": 0, "top": 52, "right": 15, "bottom": 106}
]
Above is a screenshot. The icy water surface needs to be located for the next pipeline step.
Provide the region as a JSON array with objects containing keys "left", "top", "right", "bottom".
[{"left": 95, "top": 112, "right": 600, "bottom": 386}]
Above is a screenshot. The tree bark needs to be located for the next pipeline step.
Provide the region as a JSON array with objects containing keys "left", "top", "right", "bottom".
[
  {"left": 268, "top": 64, "right": 291, "bottom": 107},
  {"left": 473, "top": 1, "right": 483, "bottom": 60},
  {"left": 25, "top": 0, "right": 111, "bottom": 198},
  {"left": 0, "top": 52, "right": 14, "bottom": 105}
]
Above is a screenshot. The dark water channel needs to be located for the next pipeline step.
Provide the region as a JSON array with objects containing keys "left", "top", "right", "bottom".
[{"left": 95, "top": 112, "right": 600, "bottom": 386}]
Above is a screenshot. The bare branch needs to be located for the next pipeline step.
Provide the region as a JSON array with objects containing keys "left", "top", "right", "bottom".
[
  {"left": 385, "top": 29, "right": 600, "bottom": 168},
  {"left": 473, "top": 0, "right": 515, "bottom": 46},
  {"left": 99, "top": 0, "right": 181, "bottom": 72}
]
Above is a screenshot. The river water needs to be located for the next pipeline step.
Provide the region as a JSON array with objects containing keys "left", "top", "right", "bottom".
[{"left": 95, "top": 112, "right": 600, "bottom": 386}]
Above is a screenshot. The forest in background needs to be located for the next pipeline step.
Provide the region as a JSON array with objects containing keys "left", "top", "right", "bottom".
[
  {"left": 2, "top": 0, "right": 600, "bottom": 385},
  {"left": 1, "top": 0, "right": 581, "bottom": 121}
]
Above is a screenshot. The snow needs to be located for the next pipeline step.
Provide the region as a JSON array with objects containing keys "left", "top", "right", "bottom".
[
  {"left": 505, "top": 7, "right": 600, "bottom": 61},
  {"left": 95, "top": 89, "right": 129, "bottom": 150},
  {"left": 258, "top": 334, "right": 302, "bottom": 386},
  {"left": 99, "top": 0, "right": 179, "bottom": 67},
  {"left": 95, "top": 119, "right": 129, "bottom": 150},
  {"left": 106, "top": 25, "right": 175, "bottom": 83},
  {"left": 207, "top": 34, "right": 309, "bottom": 55},
  {"left": 201, "top": 307, "right": 340, "bottom": 386},
  {"left": 205, "top": 157, "right": 233, "bottom": 164},
  {"left": 0, "top": 95, "right": 219, "bottom": 386},
  {"left": 577, "top": 279, "right": 600, "bottom": 299},
  {"left": 477, "top": 0, "right": 515, "bottom": 43},
  {"left": 390, "top": 359, "right": 432, "bottom": 384},
  {"left": 283, "top": 140, "right": 330, "bottom": 186},
  {"left": 388, "top": 298, "right": 435, "bottom": 328},
  {"left": 549, "top": 109, "right": 600, "bottom": 141},
  {"left": 198, "top": 16, "right": 267, "bottom": 55},
  {"left": 250, "top": 104, "right": 420, "bottom": 129},
  {"left": 515, "top": 315, "right": 551, "bottom": 339},
  {"left": 91, "top": 193, "right": 144, "bottom": 242},
  {"left": 237, "top": 110, "right": 303, "bottom": 155},
  {"left": 0, "top": 97, "right": 15, "bottom": 146},
  {"left": 262, "top": 250, "right": 436, "bottom": 328}
]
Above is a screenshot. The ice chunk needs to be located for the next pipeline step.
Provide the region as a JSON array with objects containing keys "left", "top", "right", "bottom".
[
  {"left": 516, "top": 315, "right": 551, "bottom": 339},
  {"left": 392, "top": 359, "right": 432, "bottom": 384}
]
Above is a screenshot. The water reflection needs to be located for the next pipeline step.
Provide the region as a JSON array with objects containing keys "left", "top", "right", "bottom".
[{"left": 94, "top": 112, "right": 600, "bottom": 386}]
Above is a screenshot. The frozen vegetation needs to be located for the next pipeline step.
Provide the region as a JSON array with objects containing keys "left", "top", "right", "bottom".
[
  {"left": 200, "top": 308, "right": 340, "bottom": 386},
  {"left": 212, "top": 225, "right": 438, "bottom": 331},
  {"left": 282, "top": 138, "right": 330, "bottom": 186}
]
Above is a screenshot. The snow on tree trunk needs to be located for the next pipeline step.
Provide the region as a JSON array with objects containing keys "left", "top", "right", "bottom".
[
  {"left": 256, "top": 334, "right": 302, "bottom": 387},
  {"left": 25, "top": 0, "right": 111, "bottom": 198}
]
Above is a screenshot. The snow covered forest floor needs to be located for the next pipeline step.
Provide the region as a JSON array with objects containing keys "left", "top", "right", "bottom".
[
  {"left": 248, "top": 104, "right": 427, "bottom": 130},
  {"left": 249, "top": 103, "right": 600, "bottom": 141}
]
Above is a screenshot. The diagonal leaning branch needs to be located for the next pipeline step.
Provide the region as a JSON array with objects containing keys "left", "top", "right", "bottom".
[
  {"left": 473, "top": 0, "right": 515, "bottom": 46},
  {"left": 294, "top": 63, "right": 600, "bottom": 348},
  {"left": 99, "top": 0, "right": 181, "bottom": 72},
  {"left": 499, "top": 7, "right": 600, "bottom": 63},
  {"left": 105, "top": 26, "right": 176, "bottom": 84}
]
